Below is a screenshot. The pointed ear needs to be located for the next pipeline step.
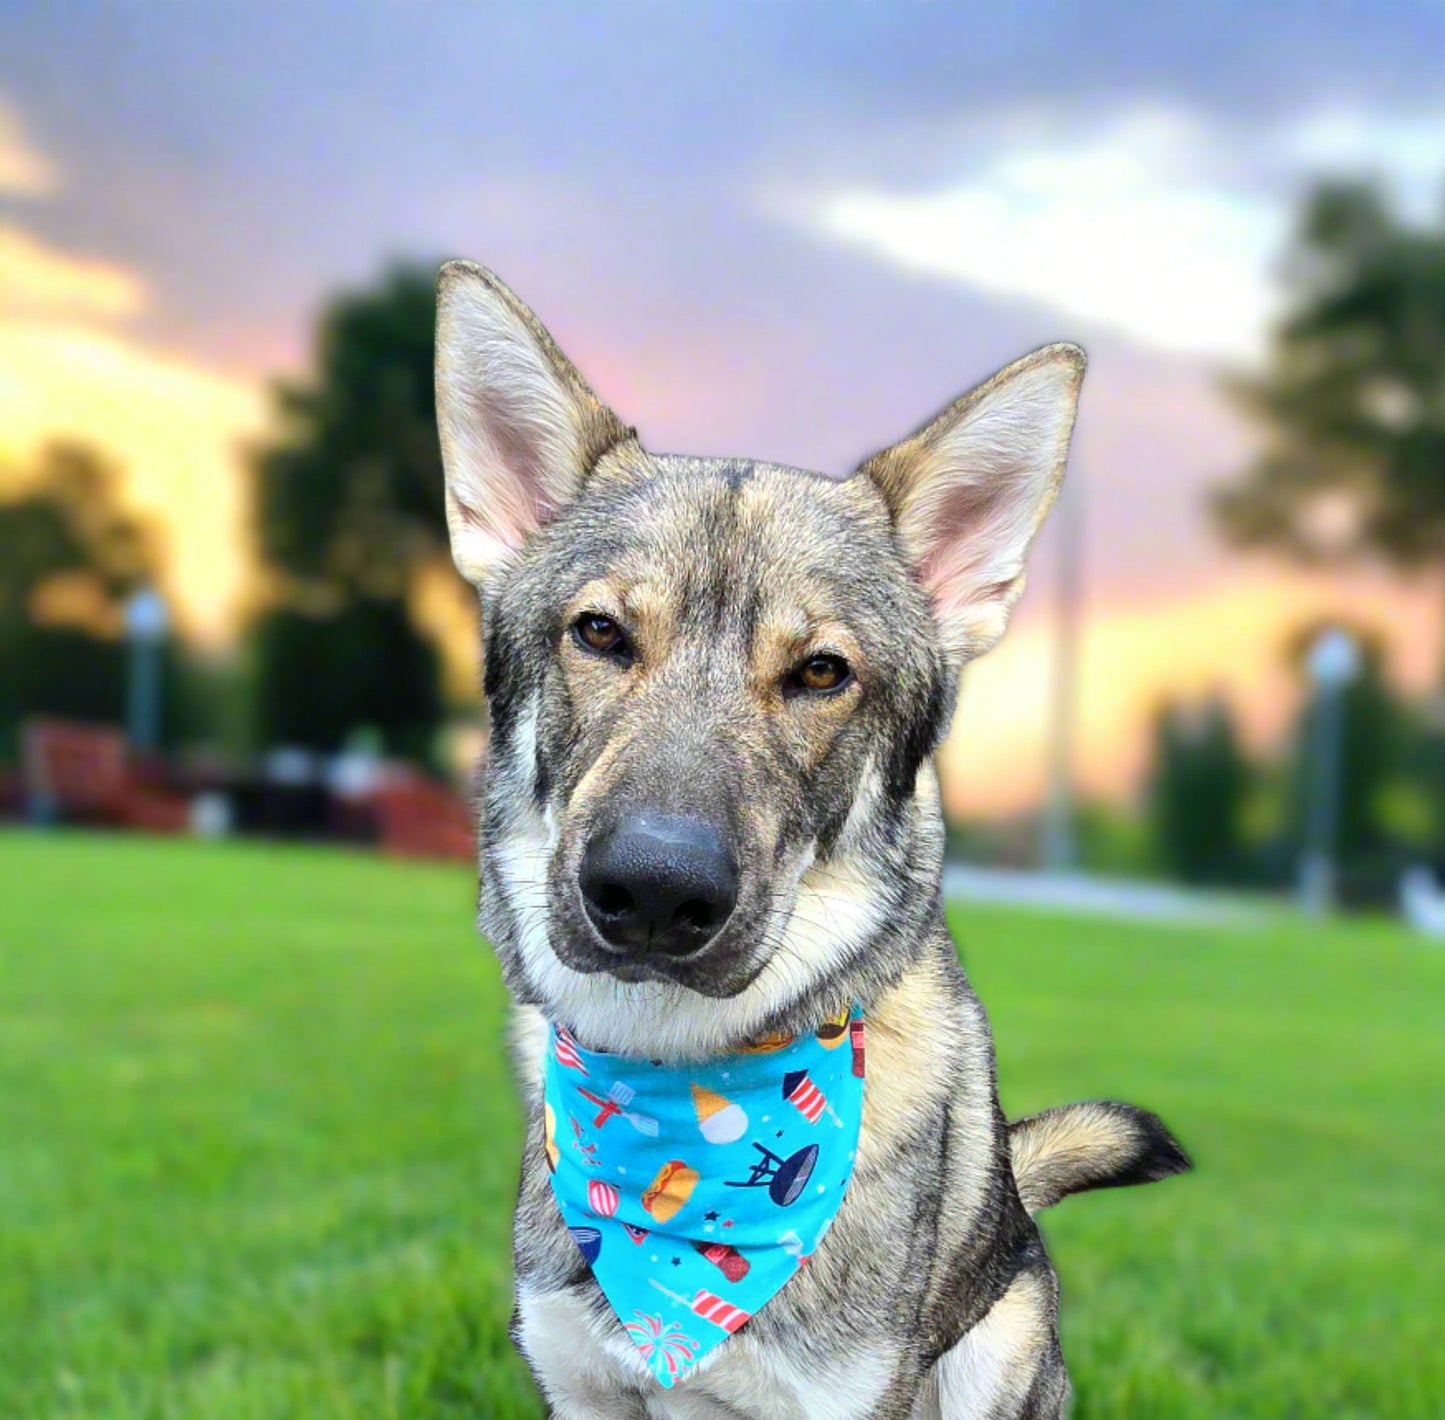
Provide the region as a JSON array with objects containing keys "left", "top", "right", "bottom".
[
  {"left": 435, "top": 260, "right": 632, "bottom": 585},
  {"left": 859, "top": 343, "right": 1085, "bottom": 660}
]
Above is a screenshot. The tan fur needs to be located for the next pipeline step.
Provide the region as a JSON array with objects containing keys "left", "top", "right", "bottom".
[
  {"left": 857, "top": 957, "right": 959, "bottom": 1172},
  {"left": 1010, "top": 1100, "right": 1184, "bottom": 1213},
  {"left": 914, "top": 1270, "right": 1061, "bottom": 1419}
]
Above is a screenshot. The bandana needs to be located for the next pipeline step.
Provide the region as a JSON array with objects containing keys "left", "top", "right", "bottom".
[{"left": 541, "top": 1004, "right": 866, "bottom": 1388}]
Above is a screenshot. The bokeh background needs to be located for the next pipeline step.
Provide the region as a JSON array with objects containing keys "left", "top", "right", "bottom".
[{"left": 2, "top": 5, "right": 1442, "bottom": 1418}]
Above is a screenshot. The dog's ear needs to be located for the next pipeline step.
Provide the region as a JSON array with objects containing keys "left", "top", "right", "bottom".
[
  {"left": 859, "top": 343, "right": 1084, "bottom": 660},
  {"left": 435, "top": 260, "right": 632, "bottom": 585}
]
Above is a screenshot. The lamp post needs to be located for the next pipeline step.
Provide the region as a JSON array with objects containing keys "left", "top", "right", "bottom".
[
  {"left": 1299, "top": 627, "right": 1360, "bottom": 916},
  {"left": 124, "top": 585, "right": 169, "bottom": 754}
]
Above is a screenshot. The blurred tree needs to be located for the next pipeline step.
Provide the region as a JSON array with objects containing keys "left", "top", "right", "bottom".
[
  {"left": 254, "top": 265, "right": 445, "bottom": 595},
  {"left": 251, "top": 602, "right": 441, "bottom": 761},
  {"left": 0, "top": 442, "right": 156, "bottom": 632},
  {"left": 0, "top": 444, "right": 162, "bottom": 756},
  {"left": 1149, "top": 696, "right": 1251, "bottom": 885},
  {"left": 247, "top": 264, "right": 453, "bottom": 759},
  {"left": 1215, "top": 182, "right": 1445, "bottom": 595}
]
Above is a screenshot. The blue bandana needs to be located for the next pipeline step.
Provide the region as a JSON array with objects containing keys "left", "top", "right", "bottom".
[{"left": 541, "top": 1005, "right": 866, "bottom": 1388}]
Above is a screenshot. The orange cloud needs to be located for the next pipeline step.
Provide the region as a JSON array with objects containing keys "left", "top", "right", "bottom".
[
  {"left": 0, "top": 96, "right": 264, "bottom": 642},
  {"left": 939, "top": 567, "right": 1442, "bottom": 816},
  {"left": 0, "top": 222, "right": 146, "bottom": 318},
  {"left": 0, "top": 317, "right": 265, "bottom": 641}
]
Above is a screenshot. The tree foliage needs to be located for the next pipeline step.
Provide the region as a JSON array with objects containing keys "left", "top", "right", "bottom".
[
  {"left": 1215, "top": 182, "right": 1445, "bottom": 569},
  {"left": 254, "top": 265, "right": 445, "bottom": 599},
  {"left": 247, "top": 265, "right": 453, "bottom": 759},
  {"left": 0, "top": 442, "right": 156, "bottom": 633},
  {"left": 1149, "top": 696, "right": 1251, "bottom": 885},
  {"left": 0, "top": 445, "right": 163, "bottom": 754},
  {"left": 251, "top": 602, "right": 441, "bottom": 760}
]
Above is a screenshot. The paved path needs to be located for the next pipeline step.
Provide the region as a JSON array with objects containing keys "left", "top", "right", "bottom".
[{"left": 942, "top": 863, "right": 1272, "bottom": 928}]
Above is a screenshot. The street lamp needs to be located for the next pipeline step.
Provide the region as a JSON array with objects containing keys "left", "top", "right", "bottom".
[
  {"left": 124, "top": 585, "right": 169, "bottom": 754},
  {"left": 1299, "top": 626, "right": 1360, "bottom": 916}
]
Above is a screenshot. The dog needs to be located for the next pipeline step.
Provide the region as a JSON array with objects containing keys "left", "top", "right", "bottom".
[{"left": 434, "top": 260, "right": 1190, "bottom": 1418}]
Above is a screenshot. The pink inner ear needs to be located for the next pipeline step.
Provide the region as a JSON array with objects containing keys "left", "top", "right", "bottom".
[
  {"left": 457, "top": 495, "right": 530, "bottom": 550},
  {"left": 914, "top": 477, "right": 1008, "bottom": 604},
  {"left": 461, "top": 387, "right": 570, "bottom": 551},
  {"left": 454, "top": 455, "right": 551, "bottom": 560}
]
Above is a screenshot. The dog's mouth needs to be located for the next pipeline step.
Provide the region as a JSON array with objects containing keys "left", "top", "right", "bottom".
[{"left": 548, "top": 885, "right": 774, "bottom": 998}]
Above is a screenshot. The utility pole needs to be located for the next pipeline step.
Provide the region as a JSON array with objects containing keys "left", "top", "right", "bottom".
[{"left": 1041, "top": 474, "right": 1083, "bottom": 872}]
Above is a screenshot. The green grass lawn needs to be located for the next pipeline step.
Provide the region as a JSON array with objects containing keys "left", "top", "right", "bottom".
[{"left": 1, "top": 832, "right": 1440, "bottom": 1419}]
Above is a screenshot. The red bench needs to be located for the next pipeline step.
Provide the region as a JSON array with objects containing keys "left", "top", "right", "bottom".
[
  {"left": 19, "top": 719, "right": 190, "bottom": 832},
  {"left": 365, "top": 772, "right": 476, "bottom": 862}
]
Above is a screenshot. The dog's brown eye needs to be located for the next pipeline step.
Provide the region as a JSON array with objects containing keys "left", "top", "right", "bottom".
[
  {"left": 573, "top": 613, "right": 629, "bottom": 659},
  {"left": 790, "top": 654, "right": 852, "bottom": 696}
]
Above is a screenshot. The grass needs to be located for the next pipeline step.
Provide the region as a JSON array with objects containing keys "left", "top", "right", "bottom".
[{"left": 1, "top": 832, "right": 1440, "bottom": 1419}]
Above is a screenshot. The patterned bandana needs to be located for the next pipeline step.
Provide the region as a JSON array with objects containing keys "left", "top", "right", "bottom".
[{"left": 541, "top": 1004, "right": 866, "bottom": 1388}]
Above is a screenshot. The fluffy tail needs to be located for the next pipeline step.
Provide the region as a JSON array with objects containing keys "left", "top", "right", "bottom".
[{"left": 1009, "top": 1101, "right": 1191, "bottom": 1213}]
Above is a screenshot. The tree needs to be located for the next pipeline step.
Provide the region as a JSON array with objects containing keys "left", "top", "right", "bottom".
[
  {"left": 1149, "top": 696, "right": 1251, "bottom": 885},
  {"left": 251, "top": 601, "right": 441, "bottom": 762},
  {"left": 0, "top": 442, "right": 155, "bottom": 632},
  {"left": 1215, "top": 182, "right": 1445, "bottom": 587},
  {"left": 247, "top": 264, "right": 454, "bottom": 758},
  {"left": 0, "top": 444, "right": 162, "bottom": 755}
]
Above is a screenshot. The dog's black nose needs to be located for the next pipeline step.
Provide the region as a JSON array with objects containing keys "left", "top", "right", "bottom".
[{"left": 579, "top": 813, "right": 738, "bottom": 958}]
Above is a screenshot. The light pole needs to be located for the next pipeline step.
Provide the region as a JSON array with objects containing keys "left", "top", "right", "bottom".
[
  {"left": 124, "top": 585, "right": 169, "bottom": 754},
  {"left": 1299, "top": 627, "right": 1360, "bottom": 916}
]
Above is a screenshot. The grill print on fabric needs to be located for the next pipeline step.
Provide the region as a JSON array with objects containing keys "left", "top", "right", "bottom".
[{"left": 542, "top": 1005, "right": 865, "bottom": 1389}]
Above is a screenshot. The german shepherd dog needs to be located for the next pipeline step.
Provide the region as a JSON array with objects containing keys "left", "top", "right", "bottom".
[{"left": 434, "top": 261, "right": 1189, "bottom": 1418}]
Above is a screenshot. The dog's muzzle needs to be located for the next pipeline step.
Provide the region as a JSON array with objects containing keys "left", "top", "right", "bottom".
[{"left": 579, "top": 812, "right": 739, "bottom": 962}]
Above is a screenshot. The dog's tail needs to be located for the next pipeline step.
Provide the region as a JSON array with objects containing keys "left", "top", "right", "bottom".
[{"left": 1008, "top": 1101, "right": 1191, "bottom": 1213}]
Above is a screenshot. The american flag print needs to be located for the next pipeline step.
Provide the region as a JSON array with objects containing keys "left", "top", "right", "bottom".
[{"left": 554, "top": 1026, "right": 588, "bottom": 1075}]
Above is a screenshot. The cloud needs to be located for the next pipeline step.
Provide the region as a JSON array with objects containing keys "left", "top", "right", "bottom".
[
  {"left": 0, "top": 92, "right": 58, "bottom": 196},
  {"left": 0, "top": 222, "right": 146, "bottom": 318},
  {"left": 786, "top": 105, "right": 1445, "bottom": 362},
  {"left": 1279, "top": 109, "right": 1445, "bottom": 220}
]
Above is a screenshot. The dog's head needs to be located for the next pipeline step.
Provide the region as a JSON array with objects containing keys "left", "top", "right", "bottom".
[{"left": 437, "top": 261, "right": 1083, "bottom": 1055}]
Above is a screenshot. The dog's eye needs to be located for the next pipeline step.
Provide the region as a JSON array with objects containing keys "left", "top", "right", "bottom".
[
  {"left": 572, "top": 613, "right": 630, "bottom": 661},
  {"left": 789, "top": 654, "right": 852, "bottom": 696}
]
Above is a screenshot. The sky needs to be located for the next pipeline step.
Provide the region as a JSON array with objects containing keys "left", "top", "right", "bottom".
[{"left": 3, "top": 1, "right": 1444, "bottom": 814}]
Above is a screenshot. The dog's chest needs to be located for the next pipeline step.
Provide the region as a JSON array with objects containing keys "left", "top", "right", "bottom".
[{"left": 515, "top": 1276, "right": 904, "bottom": 1419}]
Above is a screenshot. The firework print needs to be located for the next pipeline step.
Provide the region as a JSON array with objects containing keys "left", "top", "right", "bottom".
[{"left": 624, "top": 1311, "right": 700, "bottom": 1383}]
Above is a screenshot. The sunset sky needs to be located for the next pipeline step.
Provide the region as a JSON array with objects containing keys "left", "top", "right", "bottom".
[{"left": 3, "top": 2, "right": 1444, "bottom": 813}]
